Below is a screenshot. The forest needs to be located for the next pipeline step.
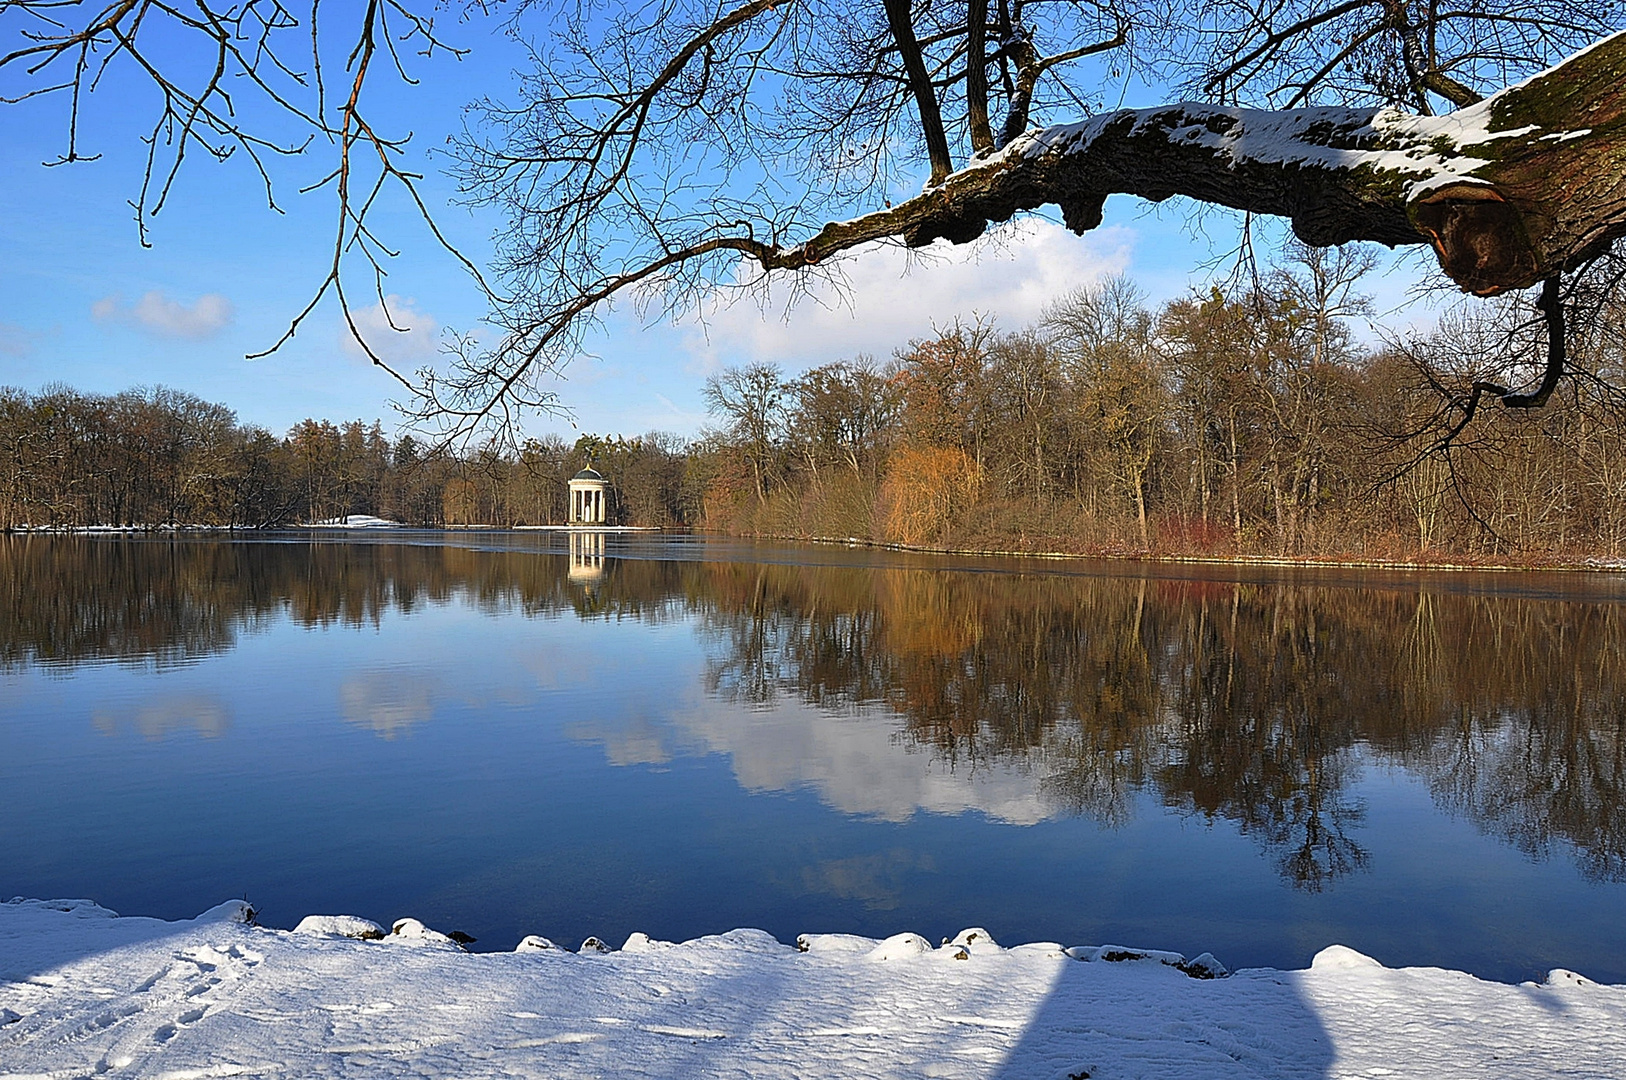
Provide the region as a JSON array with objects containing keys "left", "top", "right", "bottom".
[
  {"left": 698, "top": 255, "right": 1626, "bottom": 560},
  {"left": 4, "top": 250, "right": 1626, "bottom": 561},
  {"left": 0, "top": 386, "right": 692, "bottom": 532}
]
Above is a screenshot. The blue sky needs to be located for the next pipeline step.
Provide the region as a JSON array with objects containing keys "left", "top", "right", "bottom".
[{"left": 0, "top": 8, "right": 1432, "bottom": 444}]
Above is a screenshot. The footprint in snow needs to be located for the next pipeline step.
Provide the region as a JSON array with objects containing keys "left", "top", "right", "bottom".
[
  {"left": 72, "top": 1002, "right": 142, "bottom": 1039},
  {"left": 152, "top": 1005, "right": 208, "bottom": 1043}
]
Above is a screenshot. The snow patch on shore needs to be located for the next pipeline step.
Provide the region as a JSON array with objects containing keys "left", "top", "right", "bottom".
[
  {"left": 308, "top": 515, "right": 402, "bottom": 528},
  {"left": 2, "top": 898, "right": 1623, "bottom": 1079}
]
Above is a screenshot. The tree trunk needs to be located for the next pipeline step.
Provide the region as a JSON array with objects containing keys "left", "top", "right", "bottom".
[
  {"left": 1134, "top": 470, "right": 1148, "bottom": 549},
  {"left": 1229, "top": 412, "right": 1242, "bottom": 545}
]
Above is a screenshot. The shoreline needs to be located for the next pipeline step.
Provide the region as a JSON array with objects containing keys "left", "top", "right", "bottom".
[
  {"left": 2, "top": 898, "right": 1621, "bottom": 1079},
  {"left": 720, "top": 528, "right": 1626, "bottom": 575},
  {"left": 7, "top": 523, "right": 1626, "bottom": 574}
]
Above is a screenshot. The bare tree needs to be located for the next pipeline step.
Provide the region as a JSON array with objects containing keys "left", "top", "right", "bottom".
[
  {"left": 0, "top": 0, "right": 490, "bottom": 387},
  {"left": 7, "top": 1, "right": 1624, "bottom": 432},
  {"left": 438, "top": 0, "right": 1624, "bottom": 429},
  {"left": 703, "top": 362, "right": 787, "bottom": 500},
  {"left": 789, "top": 358, "right": 900, "bottom": 482},
  {"left": 1046, "top": 278, "right": 1167, "bottom": 545}
]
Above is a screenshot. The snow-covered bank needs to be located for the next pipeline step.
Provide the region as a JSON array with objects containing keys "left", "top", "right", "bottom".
[
  {"left": 2, "top": 900, "right": 1622, "bottom": 1079},
  {"left": 307, "top": 515, "right": 403, "bottom": 528}
]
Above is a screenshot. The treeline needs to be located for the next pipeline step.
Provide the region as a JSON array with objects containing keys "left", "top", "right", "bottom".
[
  {"left": 694, "top": 247, "right": 1626, "bottom": 559},
  {"left": 8, "top": 244, "right": 1626, "bottom": 555},
  {"left": 0, "top": 386, "right": 692, "bottom": 529}
]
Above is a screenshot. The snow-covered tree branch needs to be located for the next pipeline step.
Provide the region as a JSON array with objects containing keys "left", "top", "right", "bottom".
[
  {"left": 6, "top": 1, "right": 1623, "bottom": 432},
  {"left": 436, "top": 1, "right": 1623, "bottom": 434},
  {"left": 722, "top": 33, "right": 1625, "bottom": 298}
]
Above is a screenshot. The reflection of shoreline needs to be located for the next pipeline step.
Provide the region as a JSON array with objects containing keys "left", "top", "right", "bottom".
[
  {"left": 724, "top": 530, "right": 1626, "bottom": 574},
  {"left": 9, "top": 535, "right": 1624, "bottom": 886}
]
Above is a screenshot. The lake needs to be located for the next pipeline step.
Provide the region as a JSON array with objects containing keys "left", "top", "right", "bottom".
[{"left": 3, "top": 532, "right": 1623, "bottom": 984}]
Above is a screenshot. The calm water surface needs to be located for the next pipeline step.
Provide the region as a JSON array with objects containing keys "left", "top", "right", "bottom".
[{"left": 3, "top": 533, "right": 1624, "bottom": 983}]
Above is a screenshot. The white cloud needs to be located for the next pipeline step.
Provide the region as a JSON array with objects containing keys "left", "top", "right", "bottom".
[
  {"left": 92, "top": 290, "right": 233, "bottom": 339},
  {"left": 0, "top": 321, "right": 31, "bottom": 357},
  {"left": 340, "top": 295, "right": 441, "bottom": 364},
  {"left": 681, "top": 218, "right": 1135, "bottom": 373}
]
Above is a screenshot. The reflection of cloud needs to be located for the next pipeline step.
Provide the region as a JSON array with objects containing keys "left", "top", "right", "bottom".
[
  {"left": 518, "top": 644, "right": 604, "bottom": 694},
  {"left": 565, "top": 714, "right": 675, "bottom": 767},
  {"left": 340, "top": 670, "right": 436, "bottom": 739},
  {"left": 799, "top": 849, "right": 935, "bottom": 910},
  {"left": 572, "top": 689, "right": 1052, "bottom": 825},
  {"left": 93, "top": 694, "right": 230, "bottom": 740},
  {"left": 92, "top": 291, "right": 233, "bottom": 339}
]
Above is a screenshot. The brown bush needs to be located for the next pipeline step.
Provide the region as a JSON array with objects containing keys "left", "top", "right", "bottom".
[{"left": 878, "top": 445, "right": 983, "bottom": 546}]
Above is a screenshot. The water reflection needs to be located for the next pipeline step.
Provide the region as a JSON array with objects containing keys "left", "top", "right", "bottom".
[
  {"left": 580, "top": 693, "right": 1056, "bottom": 823},
  {"left": 567, "top": 530, "right": 608, "bottom": 584},
  {"left": 3, "top": 534, "right": 1623, "bottom": 888},
  {"left": 339, "top": 669, "right": 439, "bottom": 739},
  {"left": 799, "top": 849, "right": 936, "bottom": 911},
  {"left": 687, "top": 561, "right": 1626, "bottom": 887},
  {"left": 90, "top": 693, "right": 231, "bottom": 740}
]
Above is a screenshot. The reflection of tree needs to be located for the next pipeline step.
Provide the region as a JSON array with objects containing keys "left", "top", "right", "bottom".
[
  {"left": 0, "top": 535, "right": 687, "bottom": 669},
  {"left": 695, "top": 563, "right": 896, "bottom": 714},
  {"left": 688, "top": 563, "right": 1626, "bottom": 888},
  {"left": 1152, "top": 587, "right": 1370, "bottom": 890},
  {"left": 1408, "top": 600, "right": 1626, "bottom": 883},
  {"left": 6, "top": 535, "right": 1623, "bottom": 884},
  {"left": 1, "top": 537, "right": 279, "bottom": 668}
]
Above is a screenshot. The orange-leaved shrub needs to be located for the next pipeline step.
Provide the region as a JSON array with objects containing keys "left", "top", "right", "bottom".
[{"left": 879, "top": 444, "right": 983, "bottom": 546}]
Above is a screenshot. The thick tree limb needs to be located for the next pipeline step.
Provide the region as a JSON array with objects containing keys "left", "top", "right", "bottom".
[
  {"left": 966, "top": 0, "right": 993, "bottom": 155},
  {"left": 883, "top": 0, "right": 955, "bottom": 184},
  {"left": 763, "top": 32, "right": 1626, "bottom": 297}
]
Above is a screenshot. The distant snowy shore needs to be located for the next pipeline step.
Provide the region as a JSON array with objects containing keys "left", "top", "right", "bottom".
[
  {"left": 2, "top": 899, "right": 1622, "bottom": 1079},
  {"left": 2, "top": 517, "right": 667, "bottom": 532}
]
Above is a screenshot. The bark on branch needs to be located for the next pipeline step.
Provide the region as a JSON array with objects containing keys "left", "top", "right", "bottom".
[{"left": 768, "top": 32, "right": 1626, "bottom": 297}]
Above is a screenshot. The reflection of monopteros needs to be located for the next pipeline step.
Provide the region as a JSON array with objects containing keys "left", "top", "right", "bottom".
[
  {"left": 568, "top": 467, "right": 608, "bottom": 524},
  {"left": 568, "top": 530, "right": 606, "bottom": 584}
]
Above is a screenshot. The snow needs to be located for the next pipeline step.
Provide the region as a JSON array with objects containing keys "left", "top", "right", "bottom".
[
  {"left": 4, "top": 900, "right": 1624, "bottom": 1079},
  {"left": 999, "top": 101, "right": 1522, "bottom": 203},
  {"left": 307, "top": 515, "right": 402, "bottom": 528},
  {"left": 291, "top": 915, "right": 385, "bottom": 941},
  {"left": 385, "top": 918, "right": 463, "bottom": 949},
  {"left": 867, "top": 932, "right": 933, "bottom": 960},
  {"left": 925, "top": 31, "right": 1626, "bottom": 208}
]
